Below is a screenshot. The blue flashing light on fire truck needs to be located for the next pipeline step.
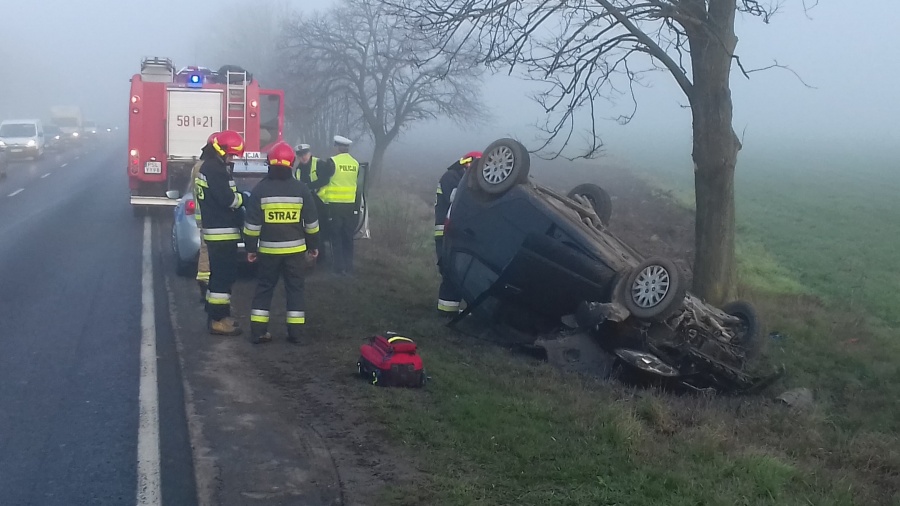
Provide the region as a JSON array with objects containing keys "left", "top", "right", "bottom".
[{"left": 127, "top": 57, "right": 286, "bottom": 213}]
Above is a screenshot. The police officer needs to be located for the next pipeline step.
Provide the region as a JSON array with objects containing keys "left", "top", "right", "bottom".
[
  {"left": 195, "top": 130, "right": 248, "bottom": 336},
  {"left": 243, "top": 141, "right": 320, "bottom": 344},
  {"left": 434, "top": 151, "right": 481, "bottom": 315},
  {"left": 308, "top": 135, "right": 359, "bottom": 276},
  {"left": 294, "top": 143, "right": 329, "bottom": 263},
  {"left": 191, "top": 132, "right": 218, "bottom": 301}
]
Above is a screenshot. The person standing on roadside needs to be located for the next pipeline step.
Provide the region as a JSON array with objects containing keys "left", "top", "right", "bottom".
[
  {"left": 307, "top": 135, "right": 359, "bottom": 276},
  {"left": 243, "top": 141, "right": 320, "bottom": 344},
  {"left": 195, "top": 130, "right": 248, "bottom": 336}
]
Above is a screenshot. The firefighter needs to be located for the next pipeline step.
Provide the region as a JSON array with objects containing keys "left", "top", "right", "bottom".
[
  {"left": 243, "top": 141, "right": 320, "bottom": 344},
  {"left": 195, "top": 130, "right": 248, "bottom": 335},
  {"left": 308, "top": 135, "right": 359, "bottom": 276},
  {"left": 191, "top": 132, "right": 219, "bottom": 301},
  {"left": 434, "top": 151, "right": 482, "bottom": 315}
]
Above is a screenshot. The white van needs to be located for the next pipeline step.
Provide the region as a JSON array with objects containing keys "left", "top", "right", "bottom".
[{"left": 0, "top": 119, "right": 46, "bottom": 159}]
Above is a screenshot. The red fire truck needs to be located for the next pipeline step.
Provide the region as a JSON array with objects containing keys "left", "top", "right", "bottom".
[{"left": 127, "top": 57, "right": 285, "bottom": 212}]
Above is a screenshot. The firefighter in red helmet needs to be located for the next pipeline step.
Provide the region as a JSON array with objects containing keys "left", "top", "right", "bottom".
[
  {"left": 243, "top": 141, "right": 320, "bottom": 344},
  {"left": 433, "top": 151, "right": 481, "bottom": 315},
  {"left": 196, "top": 130, "right": 248, "bottom": 335},
  {"left": 190, "top": 132, "right": 219, "bottom": 301}
]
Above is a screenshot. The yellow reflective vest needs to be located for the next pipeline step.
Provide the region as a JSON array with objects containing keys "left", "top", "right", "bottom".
[
  {"left": 318, "top": 153, "right": 359, "bottom": 204},
  {"left": 294, "top": 157, "right": 319, "bottom": 183}
]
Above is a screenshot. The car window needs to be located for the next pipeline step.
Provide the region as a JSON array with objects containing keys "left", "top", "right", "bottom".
[{"left": 0, "top": 124, "right": 37, "bottom": 137}]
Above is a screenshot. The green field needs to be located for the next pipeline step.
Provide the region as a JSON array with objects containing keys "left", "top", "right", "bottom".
[{"left": 317, "top": 151, "right": 900, "bottom": 505}]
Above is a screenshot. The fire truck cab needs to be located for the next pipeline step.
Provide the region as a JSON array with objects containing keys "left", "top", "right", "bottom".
[{"left": 127, "top": 57, "right": 285, "bottom": 212}]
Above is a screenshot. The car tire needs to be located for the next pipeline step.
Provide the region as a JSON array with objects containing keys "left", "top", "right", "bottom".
[
  {"left": 721, "top": 300, "right": 762, "bottom": 360},
  {"left": 621, "top": 257, "right": 686, "bottom": 321},
  {"left": 567, "top": 183, "right": 612, "bottom": 226},
  {"left": 475, "top": 138, "right": 530, "bottom": 195}
]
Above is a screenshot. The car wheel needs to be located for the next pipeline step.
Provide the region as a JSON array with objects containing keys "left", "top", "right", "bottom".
[
  {"left": 475, "top": 138, "right": 530, "bottom": 195},
  {"left": 721, "top": 300, "right": 761, "bottom": 360},
  {"left": 567, "top": 183, "right": 612, "bottom": 226},
  {"left": 621, "top": 257, "right": 686, "bottom": 321}
]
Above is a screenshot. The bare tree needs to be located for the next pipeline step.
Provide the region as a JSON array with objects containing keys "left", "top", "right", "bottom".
[
  {"left": 276, "top": 45, "right": 365, "bottom": 154},
  {"left": 395, "top": 0, "right": 816, "bottom": 304},
  {"left": 281, "top": 0, "right": 485, "bottom": 177}
]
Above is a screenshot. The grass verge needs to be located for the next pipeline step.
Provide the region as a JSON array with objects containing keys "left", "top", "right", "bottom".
[{"left": 302, "top": 175, "right": 899, "bottom": 505}]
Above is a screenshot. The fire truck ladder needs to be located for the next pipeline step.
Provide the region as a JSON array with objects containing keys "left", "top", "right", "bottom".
[{"left": 226, "top": 71, "right": 248, "bottom": 139}]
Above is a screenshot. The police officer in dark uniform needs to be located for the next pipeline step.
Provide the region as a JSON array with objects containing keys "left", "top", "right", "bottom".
[
  {"left": 434, "top": 151, "right": 481, "bottom": 315},
  {"left": 243, "top": 141, "right": 321, "bottom": 344},
  {"left": 195, "top": 130, "right": 248, "bottom": 335},
  {"left": 293, "top": 143, "right": 329, "bottom": 265},
  {"left": 308, "top": 135, "right": 359, "bottom": 276}
]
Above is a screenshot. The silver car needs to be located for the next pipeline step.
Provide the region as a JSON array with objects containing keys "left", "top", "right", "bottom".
[
  {"left": 168, "top": 158, "right": 267, "bottom": 276},
  {"left": 169, "top": 157, "right": 371, "bottom": 276}
]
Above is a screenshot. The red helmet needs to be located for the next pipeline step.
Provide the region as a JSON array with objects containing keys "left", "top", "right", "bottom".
[
  {"left": 460, "top": 151, "right": 482, "bottom": 167},
  {"left": 267, "top": 141, "right": 296, "bottom": 167},
  {"left": 212, "top": 130, "right": 244, "bottom": 157},
  {"left": 206, "top": 131, "right": 219, "bottom": 145}
]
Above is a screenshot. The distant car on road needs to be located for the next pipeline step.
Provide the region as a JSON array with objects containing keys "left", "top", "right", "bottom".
[
  {"left": 83, "top": 121, "right": 99, "bottom": 136},
  {"left": 0, "top": 119, "right": 46, "bottom": 160},
  {"left": 442, "top": 138, "right": 768, "bottom": 393},
  {"left": 44, "top": 125, "right": 63, "bottom": 151}
]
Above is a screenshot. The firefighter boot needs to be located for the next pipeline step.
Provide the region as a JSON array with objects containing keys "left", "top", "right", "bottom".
[
  {"left": 287, "top": 327, "right": 304, "bottom": 345},
  {"left": 250, "top": 320, "right": 270, "bottom": 344},
  {"left": 209, "top": 318, "right": 242, "bottom": 336},
  {"left": 251, "top": 332, "right": 272, "bottom": 345}
]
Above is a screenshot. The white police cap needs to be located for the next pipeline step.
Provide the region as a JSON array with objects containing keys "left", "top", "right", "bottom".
[
  {"left": 333, "top": 135, "right": 352, "bottom": 146},
  {"left": 295, "top": 143, "right": 311, "bottom": 152}
]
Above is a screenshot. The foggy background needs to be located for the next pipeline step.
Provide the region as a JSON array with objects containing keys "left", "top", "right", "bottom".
[{"left": 1, "top": 0, "right": 896, "bottom": 171}]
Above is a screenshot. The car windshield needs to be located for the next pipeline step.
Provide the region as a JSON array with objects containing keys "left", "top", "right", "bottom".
[
  {"left": 0, "top": 124, "right": 37, "bottom": 137},
  {"left": 55, "top": 117, "right": 79, "bottom": 127},
  {"left": 45, "top": 126, "right": 60, "bottom": 134}
]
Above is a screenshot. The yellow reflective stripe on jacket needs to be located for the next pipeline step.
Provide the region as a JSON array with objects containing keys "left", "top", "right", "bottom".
[
  {"left": 203, "top": 227, "right": 241, "bottom": 241},
  {"left": 304, "top": 220, "right": 320, "bottom": 235},
  {"left": 319, "top": 153, "right": 358, "bottom": 204},
  {"left": 309, "top": 158, "right": 318, "bottom": 182},
  {"left": 242, "top": 223, "right": 261, "bottom": 237},
  {"left": 258, "top": 239, "right": 307, "bottom": 254}
]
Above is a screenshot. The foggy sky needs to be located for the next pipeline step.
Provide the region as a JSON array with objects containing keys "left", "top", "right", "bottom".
[{"left": 2, "top": 1, "right": 896, "bottom": 166}]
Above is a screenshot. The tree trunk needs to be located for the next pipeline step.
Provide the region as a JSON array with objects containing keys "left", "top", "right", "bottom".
[
  {"left": 686, "top": 0, "right": 740, "bottom": 305},
  {"left": 369, "top": 140, "right": 389, "bottom": 182}
]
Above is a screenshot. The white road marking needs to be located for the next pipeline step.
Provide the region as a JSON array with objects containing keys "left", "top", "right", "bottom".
[
  {"left": 41, "top": 173, "right": 51, "bottom": 179},
  {"left": 7, "top": 188, "right": 24, "bottom": 197},
  {"left": 61, "top": 163, "right": 68, "bottom": 167},
  {"left": 136, "top": 216, "right": 161, "bottom": 505}
]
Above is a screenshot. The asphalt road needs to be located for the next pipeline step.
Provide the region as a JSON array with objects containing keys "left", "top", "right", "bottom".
[{"left": 0, "top": 138, "right": 196, "bottom": 505}]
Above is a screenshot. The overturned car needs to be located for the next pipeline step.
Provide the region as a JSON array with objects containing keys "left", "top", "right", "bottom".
[{"left": 441, "top": 138, "right": 776, "bottom": 394}]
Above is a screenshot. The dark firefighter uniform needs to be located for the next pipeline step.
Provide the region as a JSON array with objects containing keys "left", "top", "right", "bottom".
[
  {"left": 434, "top": 160, "right": 466, "bottom": 314},
  {"left": 294, "top": 144, "right": 329, "bottom": 253},
  {"left": 309, "top": 136, "right": 359, "bottom": 275},
  {"left": 196, "top": 150, "right": 246, "bottom": 331},
  {"left": 243, "top": 146, "right": 321, "bottom": 344}
]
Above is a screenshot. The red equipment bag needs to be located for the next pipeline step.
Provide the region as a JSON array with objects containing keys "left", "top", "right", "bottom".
[{"left": 357, "top": 333, "right": 426, "bottom": 388}]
